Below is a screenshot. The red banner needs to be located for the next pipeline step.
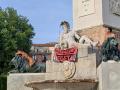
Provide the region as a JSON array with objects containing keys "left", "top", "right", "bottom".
[{"left": 54, "top": 47, "right": 78, "bottom": 62}]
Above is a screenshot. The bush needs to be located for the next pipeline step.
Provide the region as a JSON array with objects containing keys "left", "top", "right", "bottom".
[{"left": 0, "top": 75, "right": 7, "bottom": 90}]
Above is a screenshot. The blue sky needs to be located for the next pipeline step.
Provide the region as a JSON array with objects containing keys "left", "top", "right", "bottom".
[{"left": 0, "top": 0, "right": 72, "bottom": 44}]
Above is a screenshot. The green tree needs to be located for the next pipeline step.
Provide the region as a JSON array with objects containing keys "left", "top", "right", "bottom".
[{"left": 0, "top": 7, "right": 35, "bottom": 74}]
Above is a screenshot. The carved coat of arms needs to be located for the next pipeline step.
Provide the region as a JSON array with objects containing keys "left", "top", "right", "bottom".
[{"left": 110, "top": 0, "right": 120, "bottom": 16}]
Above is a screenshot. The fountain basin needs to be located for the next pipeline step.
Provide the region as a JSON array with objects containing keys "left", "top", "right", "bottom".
[{"left": 25, "top": 79, "right": 98, "bottom": 90}]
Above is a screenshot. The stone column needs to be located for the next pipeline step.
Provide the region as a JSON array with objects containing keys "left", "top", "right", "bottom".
[{"left": 73, "top": 0, "right": 120, "bottom": 44}]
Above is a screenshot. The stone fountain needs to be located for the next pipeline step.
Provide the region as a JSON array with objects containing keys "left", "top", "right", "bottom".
[
  {"left": 24, "top": 43, "right": 99, "bottom": 90},
  {"left": 7, "top": 0, "right": 120, "bottom": 89}
]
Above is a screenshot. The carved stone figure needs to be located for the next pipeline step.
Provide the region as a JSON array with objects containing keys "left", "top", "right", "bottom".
[
  {"left": 101, "top": 27, "right": 120, "bottom": 62},
  {"left": 110, "top": 0, "right": 120, "bottom": 16},
  {"left": 9, "top": 50, "right": 46, "bottom": 73},
  {"left": 55, "top": 21, "right": 98, "bottom": 49},
  {"left": 101, "top": 37, "right": 120, "bottom": 62},
  {"left": 62, "top": 61, "right": 76, "bottom": 79}
]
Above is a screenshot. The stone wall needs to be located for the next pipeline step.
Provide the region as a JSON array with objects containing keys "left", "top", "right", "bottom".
[
  {"left": 77, "top": 26, "right": 105, "bottom": 45},
  {"left": 7, "top": 73, "right": 45, "bottom": 90},
  {"left": 77, "top": 26, "right": 120, "bottom": 45}
]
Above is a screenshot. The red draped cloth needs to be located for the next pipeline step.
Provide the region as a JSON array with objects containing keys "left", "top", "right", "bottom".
[{"left": 54, "top": 47, "right": 78, "bottom": 62}]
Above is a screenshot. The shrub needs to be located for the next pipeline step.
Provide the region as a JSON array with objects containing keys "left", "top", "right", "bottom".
[{"left": 0, "top": 75, "right": 7, "bottom": 90}]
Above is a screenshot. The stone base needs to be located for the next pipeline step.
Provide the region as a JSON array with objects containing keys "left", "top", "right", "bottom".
[
  {"left": 73, "top": 53, "right": 97, "bottom": 80},
  {"left": 7, "top": 73, "right": 45, "bottom": 90},
  {"left": 98, "top": 62, "right": 120, "bottom": 90},
  {"left": 46, "top": 45, "right": 97, "bottom": 81}
]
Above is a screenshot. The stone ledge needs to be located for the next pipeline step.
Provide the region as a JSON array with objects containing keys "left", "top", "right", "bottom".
[
  {"left": 7, "top": 73, "right": 45, "bottom": 90},
  {"left": 25, "top": 79, "right": 98, "bottom": 90},
  {"left": 97, "top": 62, "right": 120, "bottom": 90}
]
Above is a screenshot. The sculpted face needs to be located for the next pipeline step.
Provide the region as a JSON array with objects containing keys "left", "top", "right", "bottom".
[
  {"left": 105, "top": 27, "right": 112, "bottom": 33},
  {"left": 104, "top": 27, "right": 110, "bottom": 33},
  {"left": 106, "top": 28, "right": 110, "bottom": 33},
  {"left": 62, "top": 24, "right": 69, "bottom": 34}
]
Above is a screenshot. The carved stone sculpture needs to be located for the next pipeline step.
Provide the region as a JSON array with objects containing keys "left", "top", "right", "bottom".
[
  {"left": 110, "top": 0, "right": 120, "bottom": 16},
  {"left": 101, "top": 37, "right": 120, "bottom": 62},
  {"left": 55, "top": 21, "right": 98, "bottom": 49},
  {"left": 9, "top": 51, "right": 46, "bottom": 73},
  {"left": 62, "top": 61, "right": 76, "bottom": 79}
]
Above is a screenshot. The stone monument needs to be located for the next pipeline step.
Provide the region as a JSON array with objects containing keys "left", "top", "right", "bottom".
[
  {"left": 7, "top": 0, "right": 120, "bottom": 90},
  {"left": 24, "top": 20, "right": 99, "bottom": 90},
  {"left": 73, "top": 0, "right": 120, "bottom": 44},
  {"left": 73, "top": 0, "right": 120, "bottom": 90}
]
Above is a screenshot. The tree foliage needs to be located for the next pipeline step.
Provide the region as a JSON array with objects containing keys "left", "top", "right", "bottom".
[{"left": 0, "top": 7, "right": 35, "bottom": 74}]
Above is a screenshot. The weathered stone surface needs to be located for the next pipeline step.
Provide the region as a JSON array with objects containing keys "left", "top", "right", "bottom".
[
  {"left": 77, "top": 44, "right": 88, "bottom": 58},
  {"left": 77, "top": 26, "right": 106, "bottom": 45},
  {"left": 110, "top": 0, "right": 120, "bottom": 16},
  {"left": 73, "top": 0, "right": 103, "bottom": 30},
  {"left": 98, "top": 62, "right": 120, "bottom": 90},
  {"left": 45, "top": 72, "right": 65, "bottom": 81},
  {"left": 78, "top": 26, "right": 120, "bottom": 47},
  {"left": 46, "top": 44, "right": 89, "bottom": 73},
  {"left": 46, "top": 61, "right": 53, "bottom": 73},
  {"left": 73, "top": 53, "right": 97, "bottom": 80},
  {"left": 7, "top": 73, "right": 45, "bottom": 90},
  {"left": 46, "top": 46, "right": 97, "bottom": 81},
  {"left": 8, "top": 45, "right": 98, "bottom": 90},
  {"left": 73, "top": 0, "right": 120, "bottom": 30},
  {"left": 26, "top": 80, "right": 98, "bottom": 90},
  {"left": 46, "top": 61, "right": 63, "bottom": 73}
]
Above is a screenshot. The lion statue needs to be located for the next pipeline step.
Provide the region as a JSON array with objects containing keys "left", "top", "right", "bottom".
[
  {"left": 101, "top": 37, "right": 120, "bottom": 62},
  {"left": 9, "top": 50, "right": 46, "bottom": 73}
]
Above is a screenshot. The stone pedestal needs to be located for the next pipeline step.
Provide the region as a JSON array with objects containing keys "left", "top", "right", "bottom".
[
  {"left": 98, "top": 62, "right": 120, "bottom": 90},
  {"left": 74, "top": 53, "right": 97, "bottom": 80},
  {"left": 73, "top": 0, "right": 120, "bottom": 30},
  {"left": 73, "top": 0, "right": 120, "bottom": 45},
  {"left": 46, "top": 45, "right": 97, "bottom": 81},
  {"left": 7, "top": 73, "right": 45, "bottom": 90}
]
